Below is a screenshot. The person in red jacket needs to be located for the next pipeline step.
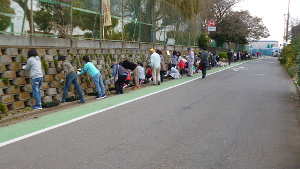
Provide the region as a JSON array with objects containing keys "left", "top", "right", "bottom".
[
  {"left": 145, "top": 65, "right": 153, "bottom": 83},
  {"left": 178, "top": 56, "right": 186, "bottom": 76},
  {"left": 122, "top": 70, "right": 131, "bottom": 89}
]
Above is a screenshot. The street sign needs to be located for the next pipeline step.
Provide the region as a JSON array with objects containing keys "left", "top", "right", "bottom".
[
  {"left": 208, "top": 26, "right": 216, "bottom": 31},
  {"left": 209, "top": 20, "right": 216, "bottom": 27}
]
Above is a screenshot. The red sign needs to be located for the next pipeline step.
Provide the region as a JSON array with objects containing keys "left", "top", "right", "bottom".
[{"left": 209, "top": 20, "right": 216, "bottom": 27}]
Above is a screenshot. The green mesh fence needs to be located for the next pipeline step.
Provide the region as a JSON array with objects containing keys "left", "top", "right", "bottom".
[{"left": 0, "top": 0, "right": 200, "bottom": 47}]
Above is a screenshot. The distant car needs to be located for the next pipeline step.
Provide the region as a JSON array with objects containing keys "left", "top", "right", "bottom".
[{"left": 272, "top": 50, "right": 280, "bottom": 57}]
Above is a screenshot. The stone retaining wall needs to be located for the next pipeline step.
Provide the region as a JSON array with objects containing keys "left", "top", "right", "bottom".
[
  {"left": 0, "top": 35, "right": 201, "bottom": 112},
  {"left": 0, "top": 47, "right": 152, "bottom": 111}
]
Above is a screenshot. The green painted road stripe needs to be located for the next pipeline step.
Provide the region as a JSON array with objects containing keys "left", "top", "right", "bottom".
[{"left": 0, "top": 61, "right": 247, "bottom": 144}]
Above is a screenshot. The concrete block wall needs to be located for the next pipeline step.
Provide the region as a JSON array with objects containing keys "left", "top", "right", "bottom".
[
  {"left": 0, "top": 47, "right": 157, "bottom": 111},
  {"left": 0, "top": 35, "right": 200, "bottom": 112}
]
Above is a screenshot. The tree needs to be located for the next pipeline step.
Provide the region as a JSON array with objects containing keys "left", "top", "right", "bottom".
[
  {"left": 0, "top": 0, "right": 15, "bottom": 31},
  {"left": 291, "top": 23, "right": 300, "bottom": 40},
  {"left": 34, "top": 0, "right": 119, "bottom": 38},
  {"left": 164, "top": 0, "right": 203, "bottom": 20},
  {"left": 33, "top": 9, "right": 52, "bottom": 34},
  {"left": 12, "top": 0, "right": 34, "bottom": 33},
  {"left": 211, "top": 0, "right": 242, "bottom": 21},
  {"left": 122, "top": 0, "right": 205, "bottom": 43},
  {"left": 196, "top": 0, "right": 240, "bottom": 32},
  {"left": 209, "top": 10, "right": 269, "bottom": 45},
  {"left": 198, "top": 33, "right": 209, "bottom": 48},
  {"left": 236, "top": 10, "right": 269, "bottom": 41},
  {"left": 123, "top": 0, "right": 162, "bottom": 42}
]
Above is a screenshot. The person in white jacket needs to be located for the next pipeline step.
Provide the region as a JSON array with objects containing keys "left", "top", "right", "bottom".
[
  {"left": 22, "top": 49, "right": 44, "bottom": 110},
  {"left": 149, "top": 48, "right": 161, "bottom": 85},
  {"left": 187, "top": 47, "right": 195, "bottom": 77}
]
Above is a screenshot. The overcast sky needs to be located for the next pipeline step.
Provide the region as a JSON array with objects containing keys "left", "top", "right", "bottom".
[{"left": 234, "top": 0, "right": 300, "bottom": 44}]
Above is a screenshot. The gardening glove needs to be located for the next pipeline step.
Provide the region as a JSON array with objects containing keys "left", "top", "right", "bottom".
[
  {"left": 60, "top": 79, "right": 64, "bottom": 83},
  {"left": 77, "top": 71, "right": 81, "bottom": 75},
  {"left": 110, "top": 77, "right": 115, "bottom": 83},
  {"left": 22, "top": 65, "right": 26, "bottom": 69}
]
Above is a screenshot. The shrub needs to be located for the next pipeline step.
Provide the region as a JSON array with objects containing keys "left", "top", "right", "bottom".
[
  {"left": 42, "top": 60, "right": 48, "bottom": 70},
  {"left": 284, "top": 65, "right": 297, "bottom": 78},
  {"left": 88, "top": 91, "right": 98, "bottom": 96},
  {"left": 0, "top": 103, "right": 6, "bottom": 114},
  {"left": 198, "top": 33, "right": 209, "bottom": 48},
  {"left": 42, "top": 101, "right": 60, "bottom": 108},
  {"left": 54, "top": 59, "right": 59, "bottom": 68},
  {"left": 66, "top": 96, "right": 80, "bottom": 102},
  {"left": 84, "top": 32, "right": 93, "bottom": 38},
  {"left": 1, "top": 77, "right": 9, "bottom": 85},
  {"left": 21, "top": 55, "right": 27, "bottom": 63},
  {"left": 108, "top": 54, "right": 114, "bottom": 60},
  {"left": 218, "top": 52, "right": 228, "bottom": 58},
  {"left": 15, "top": 62, "right": 21, "bottom": 69}
]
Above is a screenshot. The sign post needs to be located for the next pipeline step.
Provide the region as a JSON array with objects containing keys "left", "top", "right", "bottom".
[{"left": 208, "top": 20, "right": 216, "bottom": 32}]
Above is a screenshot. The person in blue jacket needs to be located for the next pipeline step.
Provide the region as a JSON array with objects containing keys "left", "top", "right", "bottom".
[{"left": 79, "top": 55, "right": 106, "bottom": 99}]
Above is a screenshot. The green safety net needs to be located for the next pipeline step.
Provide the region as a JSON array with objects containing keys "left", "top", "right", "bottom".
[{"left": 0, "top": 0, "right": 201, "bottom": 47}]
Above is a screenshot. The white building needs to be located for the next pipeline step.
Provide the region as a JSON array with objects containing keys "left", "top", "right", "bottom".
[
  {"left": 246, "top": 40, "right": 281, "bottom": 56},
  {"left": 248, "top": 40, "right": 279, "bottom": 49}
]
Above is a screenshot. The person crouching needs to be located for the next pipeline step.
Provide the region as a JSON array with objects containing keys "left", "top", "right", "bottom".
[{"left": 111, "top": 61, "right": 128, "bottom": 94}]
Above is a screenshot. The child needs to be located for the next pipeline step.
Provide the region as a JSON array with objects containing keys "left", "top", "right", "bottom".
[
  {"left": 137, "top": 62, "right": 145, "bottom": 84},
  {"left": 79, "top": 55, "right": 106, "bottom": 99},
  {"left": 145, "top": 65, "right": 152, "bottom": 83},
  {"left": 58, "top": 56, "right": 85, "bottom": 103},
  {"left": 22, "top": 49, "right": 44, "bottom": 110}
]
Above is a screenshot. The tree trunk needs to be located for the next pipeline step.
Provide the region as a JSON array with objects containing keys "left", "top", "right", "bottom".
[{"left": 13, "top": 0, "right": 34, "bottom": 34}]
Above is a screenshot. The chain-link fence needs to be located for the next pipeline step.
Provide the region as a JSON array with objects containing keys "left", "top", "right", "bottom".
[{"left": 0, "top": 0, "right": 201, "bottom": 47}]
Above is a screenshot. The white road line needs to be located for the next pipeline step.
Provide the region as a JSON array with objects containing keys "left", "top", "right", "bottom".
[
  {"left": 254, "top": 74, "right": 266, "bottom": 76},
  {"left": 0, "top": 62, "right": 246, "bottom": 148}
]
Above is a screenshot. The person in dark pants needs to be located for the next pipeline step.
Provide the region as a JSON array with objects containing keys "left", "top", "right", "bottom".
[
  {"left": 58, "top": 56, "right": 85, "bottom": 103},
  {"left": 111, "top": 61, "right": 128, "bottom": 94},
  {"left": 199, "top": 47, "right": 209, "bottom": 79},
  {"left": 227, "top": 50, "right": 233, "bottom": 65},
  {"left": 156, "top": 50, "right": 167, "bottom": 82}
]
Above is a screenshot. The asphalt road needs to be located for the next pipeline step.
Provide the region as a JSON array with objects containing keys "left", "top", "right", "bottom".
[{"left": 1, "top": 57, "right": 300, "bottom": 169}]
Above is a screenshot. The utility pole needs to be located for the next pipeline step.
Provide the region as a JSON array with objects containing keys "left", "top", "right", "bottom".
[
  {"left": 30, "top": 0, "right": 33, "bottom": 45},
  {"left": 99, "top": 0, "right": 103, "bottom": 40},
  {"left": 122, "top": 0, "right": 124, "bottom": 48},
  {"left": 285, "top": 0, "right": 290, "bottom": 44},
  {"left": 151, "top": 0, "right": 156, "bottom": 44}
]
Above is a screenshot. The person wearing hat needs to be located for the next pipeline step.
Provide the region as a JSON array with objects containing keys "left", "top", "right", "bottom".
[
  {"left": 110, "top": 61, "right": 128, "bottom": 94},
  {"left": 58, "top": 56, "right": 85, "bottom": 103},
  {"left": 22, "top": 49, "right": 44, "bottom": 110},
  {"left": 79, "top": 55, "right": 106, "bottom": 99},
  {"left": 149, "top": 48, "right": 161, "bottom": 85},
  {"left": 187, "top": 47, "right": 195, "bottom": 77}
]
